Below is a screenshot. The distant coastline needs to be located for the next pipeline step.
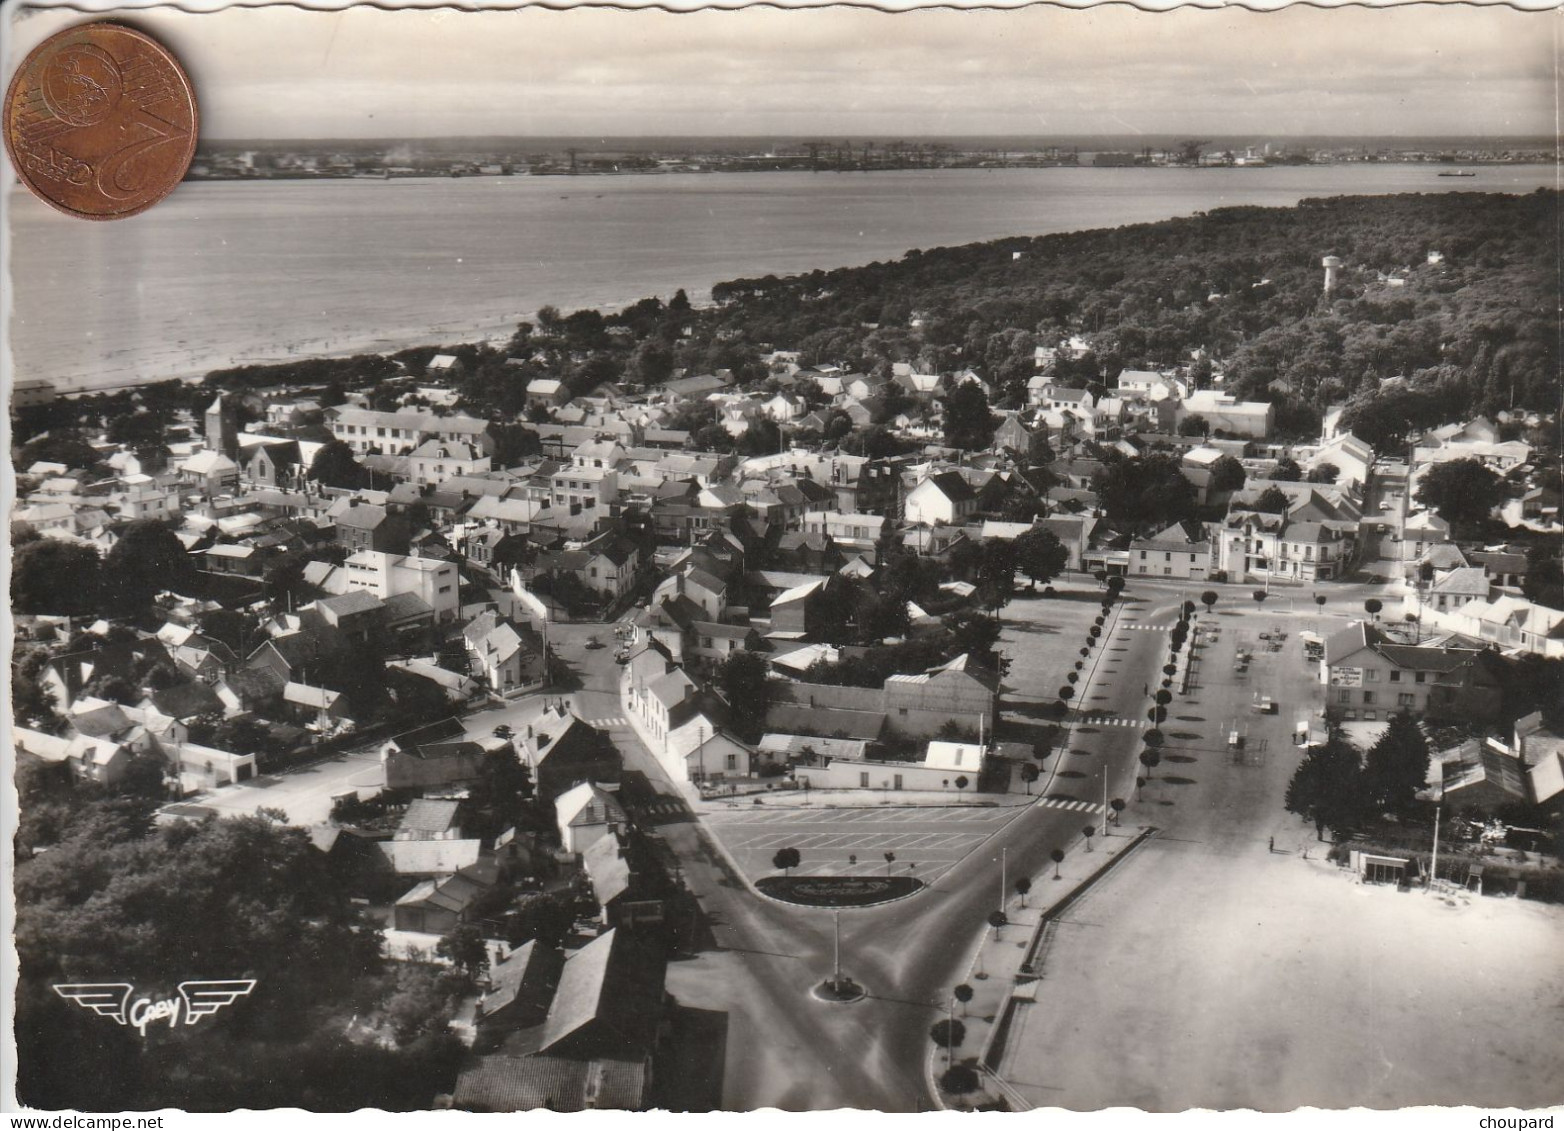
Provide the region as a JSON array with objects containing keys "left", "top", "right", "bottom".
[
  {"left": 16, "top": 167, "right": 1558, "bottom": 397},
  {"left": 183, "top": 157, "right": 1551, "bottom": 184}
]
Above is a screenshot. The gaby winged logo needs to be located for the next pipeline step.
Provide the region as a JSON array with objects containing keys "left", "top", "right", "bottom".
[{"left": 54, "top": 980, "right": 256, "bottom": 1037}]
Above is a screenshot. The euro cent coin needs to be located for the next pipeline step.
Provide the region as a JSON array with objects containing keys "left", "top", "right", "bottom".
[{"left": 4, "top": 22, "right": 198, "bottom": 220}]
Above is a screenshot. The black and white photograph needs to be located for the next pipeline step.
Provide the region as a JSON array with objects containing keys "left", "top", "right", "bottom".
[{"left": 3, "top": 0, "right": 1562, "bottom": 1118}]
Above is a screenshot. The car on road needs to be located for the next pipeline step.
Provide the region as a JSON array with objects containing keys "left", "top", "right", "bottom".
[
  {"left": 584, "top": 636, "right": 605, "bottom": 650},
  {"left": 615, "top": 648, "right": 631, "bottom": 664}
]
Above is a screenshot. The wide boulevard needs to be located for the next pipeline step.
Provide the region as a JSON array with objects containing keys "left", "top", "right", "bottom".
[{"left": 551, "top": 576, "right": 1235, "bottom": 1110}]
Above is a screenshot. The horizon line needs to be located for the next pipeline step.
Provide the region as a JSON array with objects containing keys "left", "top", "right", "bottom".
[{"left": 198, "top": 132, "right": 1558, "bottom": 145}]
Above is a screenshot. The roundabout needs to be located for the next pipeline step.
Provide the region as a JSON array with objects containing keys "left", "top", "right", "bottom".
[{"left": 756, "top": 874, "right": 925, "bottom": 907}]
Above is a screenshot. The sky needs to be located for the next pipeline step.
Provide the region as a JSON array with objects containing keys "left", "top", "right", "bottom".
[{"left": 3, "top": 2, "right": 1556, "bottom": 140}]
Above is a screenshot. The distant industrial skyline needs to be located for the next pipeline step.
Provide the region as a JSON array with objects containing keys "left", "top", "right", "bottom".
[{"left": 4, "top": 3, "right": 1553, "bottom": 141}]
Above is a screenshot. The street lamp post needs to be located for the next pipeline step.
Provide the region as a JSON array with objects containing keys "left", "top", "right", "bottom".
[
  {"left": 1416, "top": 785, "right": 1444, "bottom": 894},
  {"left": 832, "top": 910, "right": 843, "bottom": 990}
]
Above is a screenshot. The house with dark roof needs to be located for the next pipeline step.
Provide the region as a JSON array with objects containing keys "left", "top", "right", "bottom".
[
  {"left": 147, "top": 679, "right": 225, "bottom": 722},
  {"left": 1470, "top": 548, "right": 1529, "bottom": 591},
  {"left": 520, "top": 706, "right": 621, "bottom": 802},
  {"left": 330, "top": 497, "right": 411, "bottom": 554},
  {"left": 1322, "top": 621, "right": 1505, "bottom": 723},
  {"left": 463, "top": 611, "right": 547, "bottom": 696},
  {"left": 393, "top": 869, "right": 490, "bottom": 934},
  {"left": 215, "top": 665, "right": 288, "bottom": 715},
  {"left": 242, "top": 441, "right": 303, "bottom": 489},
  {"left": 476, "top": 942, "right": 567, "bottom": 1044},
  {"left": 770, "top": 530, "right": 842, "bottom": 575},
  {"left": 764, "top": 702, "right": 886, "bottom": 742},
  {"left": 307, "top": 590, "right": 389, "bottom": 648},
  {"left": 243, "top": 632, "right": 325, "bottom": 688},
  {"left": 1129, "top": 521, "right": 1211, "bottom": 580},
  {"left": 537, "top": 929, "right": 668, "bottom": 1061},
  {"left": 1215, "top": 508, "right": 1355, "bottom": 583}
]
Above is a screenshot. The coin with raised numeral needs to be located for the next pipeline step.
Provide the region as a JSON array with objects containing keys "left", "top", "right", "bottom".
[{"left": 4, "top": 22, "right": 198, "bottom": 220}]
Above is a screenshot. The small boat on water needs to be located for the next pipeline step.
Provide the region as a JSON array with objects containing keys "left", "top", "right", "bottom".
[{"left": 1438, "top": 170, "right": 1476, "bottom": 177}]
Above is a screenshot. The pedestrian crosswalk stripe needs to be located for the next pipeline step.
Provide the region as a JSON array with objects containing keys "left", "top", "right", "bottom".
[
  {"left": 1118, "top": 624, "right": 1170, "bottom": 632},
  {"left": 1075, "top": 715, "right": 1147, "bottom": 728},
  {"left": 1038, "top": 796, "right": 1104, "bottom": 814},
  {"left": 586, "top": 716, "right": 626, "bottom": 728},
  {"left": 639, "top": 800, "right": 684, "bottom": 815}
]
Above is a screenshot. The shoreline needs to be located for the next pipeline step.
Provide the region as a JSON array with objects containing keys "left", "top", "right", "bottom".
[
  {"left": 22, "top": 170, "right": 1557, "bottom": 398},
  {"left": 46, "top": 296, "right": 671, "bottom": 398},
  {"left": 181, "top": 157, "right": 1554, "bottom": 185}
]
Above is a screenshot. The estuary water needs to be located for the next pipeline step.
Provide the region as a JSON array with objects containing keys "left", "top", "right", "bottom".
[{"left": 7, "top": 163, "right": 1556, "bottom": 393}]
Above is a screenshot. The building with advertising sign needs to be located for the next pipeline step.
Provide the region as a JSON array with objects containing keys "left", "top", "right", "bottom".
[{"left": 1320, "top": 621, "right": 1506, "bottom": 723}]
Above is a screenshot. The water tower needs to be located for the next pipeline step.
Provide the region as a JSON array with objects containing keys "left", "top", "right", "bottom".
[{"left": 1322, "top": 256, "right": 1342, "bottom": 293}]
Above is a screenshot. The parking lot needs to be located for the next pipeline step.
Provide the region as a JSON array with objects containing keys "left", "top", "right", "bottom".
[
  {"left": 168, "top": 746, "right": 385, "bottom": 826},
  {"left": 704, "top": 805, "right": 1023, "bottom": 886}
]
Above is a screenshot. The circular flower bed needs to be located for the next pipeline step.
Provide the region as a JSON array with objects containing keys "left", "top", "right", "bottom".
[{"left": 757, "top": 875, "right": 925, "bottom": 907}]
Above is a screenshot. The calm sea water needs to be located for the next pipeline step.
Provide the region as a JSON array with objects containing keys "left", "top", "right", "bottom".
[{"left": 7, "top": 164, "right": 1557, "bottom": 392}]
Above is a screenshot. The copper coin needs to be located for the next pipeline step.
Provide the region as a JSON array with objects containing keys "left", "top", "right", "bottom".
[{"left": 4, "top": 22, "right": 198, "bottom": 220}]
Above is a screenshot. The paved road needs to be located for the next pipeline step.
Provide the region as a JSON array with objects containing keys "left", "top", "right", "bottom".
[
  {"left": 174, "top": 746, "right": 386, "bottom": 825},
  {"left": 592, "top": 584, "right": 1186, "bottom": 1110}
]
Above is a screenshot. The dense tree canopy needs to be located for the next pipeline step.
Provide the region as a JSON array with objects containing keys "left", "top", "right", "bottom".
[
  {"left": 942, "top": 381, "right": 999, "bottom": 452},
  {"left": 1209, "top": 455, "right": 1247, "bottom": 493},
  {"left": 101, "top": 520, "right": 197, "bottom": 615},
  {"left": 1012, "top": 527, "right": 1069, "bottom": 589},
  {"left": 12, "top": 538, "right": 103, "bottom": 616},
  {"left": 1092, "top": 453, "right": 1198, "bottom": 526},
  {"left": 1284, "top": 730, "right": 1365, "bottom": 841},
  {"left": 698, "top": 192, "right": 1558, "bottom": 438},
  {"left": 1362, "top": 710, "right": 1431, "bottom": 813},
  {"left": 1414, "top": 458, "right": 1506, "bottom": 530},
  {"left": 309, "top": 440, "right": 370, "bottom": 489},
  {"left": 716, "top": 651, "right": 772, "bottom": 744}
]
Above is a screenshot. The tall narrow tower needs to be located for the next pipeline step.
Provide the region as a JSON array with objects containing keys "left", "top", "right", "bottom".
[
  {"left": 204, "top": 393, "right": 238, "bottom": 459},
  {"left": 1322, "top": 256, "right": 1342, "bottom": 293}
]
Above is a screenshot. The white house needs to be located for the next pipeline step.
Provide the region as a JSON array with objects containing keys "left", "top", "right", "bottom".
[
  {"left": 341, "top": 550, "right": 461, "bottom": 623},
  {"left": 903, "top": 471, "right": 979, "bottom": 527},
  {"left": 554, "top": 782, "right": 626, "bottom": 855}
]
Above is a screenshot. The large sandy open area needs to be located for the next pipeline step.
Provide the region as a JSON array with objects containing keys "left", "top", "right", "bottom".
[
  {"left": 999, "top": 600, "right": 1564, "bottom": 1112},
  {"left": 1002, "top": 839, "right": 1564, "bottom": 1110}
]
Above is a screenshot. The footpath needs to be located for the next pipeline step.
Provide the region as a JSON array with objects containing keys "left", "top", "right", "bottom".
[{"left": 929, "top": 820, "right": 1158, "bottom": 1110}]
